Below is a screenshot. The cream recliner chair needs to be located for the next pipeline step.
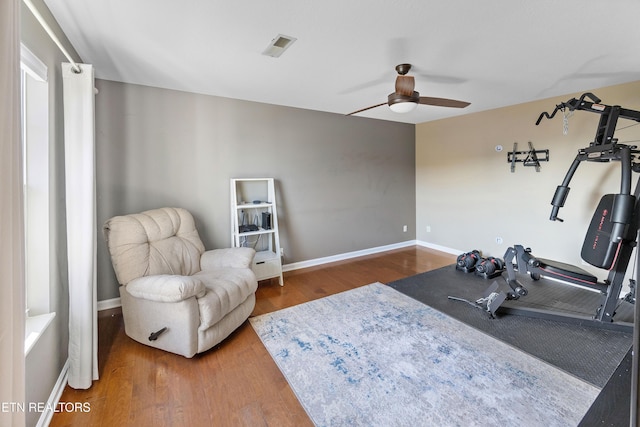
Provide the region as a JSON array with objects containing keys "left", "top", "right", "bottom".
[{"left": 103, "top": 207, "right": 258, "bottom": 358}]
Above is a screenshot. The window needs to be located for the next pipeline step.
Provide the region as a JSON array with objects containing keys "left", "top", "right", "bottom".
[{"left": 21, "top": 44, "right": 55, "bottom": 355}]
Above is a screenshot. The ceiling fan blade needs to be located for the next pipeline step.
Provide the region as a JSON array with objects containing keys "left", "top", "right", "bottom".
[
  {"left": 419, "top": 97, "right": 470, "bottom": 108},
  {"left": 395, "top": 75, "right": 415, "bottom": 96},
  {"left": 346, "top": 102, "right": 387, "bottom": 116},
  {"left": 414, "top": 72, "right": 467, "bottom": 85},
  {"left": 410, "top": 65, "right": 467, "bottom": 85},
  {"left": 339, "top": 74, "right": 392, "bottom": 95}
]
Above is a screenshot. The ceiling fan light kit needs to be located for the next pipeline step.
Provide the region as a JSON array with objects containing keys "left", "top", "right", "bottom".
[
  {"left": 347, "top": 63, "right": 470, "bottom": 116},
  {"left": 388, "top": 92, "right": 419, "bottom": 113}
]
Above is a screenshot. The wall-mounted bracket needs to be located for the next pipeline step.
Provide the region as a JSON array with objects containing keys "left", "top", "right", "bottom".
[{"left": 508, "top": 141, "right": 549, "bottom": 172}]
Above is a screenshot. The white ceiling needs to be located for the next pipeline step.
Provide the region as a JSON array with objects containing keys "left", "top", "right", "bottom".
[{"left": 43, "top": 0, "right": 640, "bottom": 124}]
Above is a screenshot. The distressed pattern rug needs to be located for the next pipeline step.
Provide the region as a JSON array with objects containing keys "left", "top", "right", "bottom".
[{"left": 250, "top": 282, "right": 598, "bottom": 427}]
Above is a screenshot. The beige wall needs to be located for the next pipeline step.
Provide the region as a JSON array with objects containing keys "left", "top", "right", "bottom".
[{"left": 416, "top": 80, "right": 640, "bottom": 281}]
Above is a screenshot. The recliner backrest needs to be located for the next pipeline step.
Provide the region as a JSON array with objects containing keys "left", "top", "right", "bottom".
[{"left": 103, "top": 207, "right": 205, "bottom": 285}]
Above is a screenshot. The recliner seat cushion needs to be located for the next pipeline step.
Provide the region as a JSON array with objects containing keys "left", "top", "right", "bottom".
[{"left": 126, "top": 275, "right": 207, "bottom": 302}]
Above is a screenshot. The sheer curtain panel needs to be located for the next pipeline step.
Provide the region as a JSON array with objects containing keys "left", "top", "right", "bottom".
[
  {"left": 63, "top": 63, "right": 99, "bottom": 389},
  {"left": 0, "top": 0, "right": 26, "bottom": 425}
]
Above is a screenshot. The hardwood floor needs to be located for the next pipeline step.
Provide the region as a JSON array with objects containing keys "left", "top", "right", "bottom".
[{"left": 49, "top": 246, "right": 455, "bottom": 427}]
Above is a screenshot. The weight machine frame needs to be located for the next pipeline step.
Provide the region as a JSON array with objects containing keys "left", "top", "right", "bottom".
[
  {"left": 485, "top": 92, "right": 640, "bottom": 425},
  {"left": 497, "top": 93, "right": 640, "bottom": 332}
]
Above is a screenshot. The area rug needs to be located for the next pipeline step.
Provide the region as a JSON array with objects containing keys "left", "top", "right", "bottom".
[{"left": 250, "top": 282, "right": 598, "bottom": 427}]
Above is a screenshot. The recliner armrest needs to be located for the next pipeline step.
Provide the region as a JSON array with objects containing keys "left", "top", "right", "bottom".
[
  {"left": 126, "top": 275, "right": 206, "bottom": 302},
  {"left": 200, "top": 247, "right": 256, "bottom": 270}
]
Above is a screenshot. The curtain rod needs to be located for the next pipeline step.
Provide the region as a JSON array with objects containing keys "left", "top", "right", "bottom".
[{"left": 22, "top": 0, "right": 82, "bottom": 73}]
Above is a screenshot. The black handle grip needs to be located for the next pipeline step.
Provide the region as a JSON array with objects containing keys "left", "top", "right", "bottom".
[
  {"left": 550, "top": 185, "right": 570, "bottom": 221},
  {"left": 578, "top": 92, "right": 601, "bottom": 104},
  {"left": 149, "top": 327, "right": 167, "bottom": 341},
  {"left": 536, "top": 107, "right": 560, "bottom": 125}
]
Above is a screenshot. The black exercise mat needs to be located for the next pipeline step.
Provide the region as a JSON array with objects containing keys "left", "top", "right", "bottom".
[{"left": 388, "top": 265, "right": 633, "bottom": 388}]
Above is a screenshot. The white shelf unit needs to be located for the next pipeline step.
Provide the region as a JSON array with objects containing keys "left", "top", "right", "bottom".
[{"left": 230, "top": 178, "right": 283, "bottom": 285}]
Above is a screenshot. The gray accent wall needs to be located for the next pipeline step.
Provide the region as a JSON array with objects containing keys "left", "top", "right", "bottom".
[{"left": 96, "top": 80, "right": 416, "bottom": 301}]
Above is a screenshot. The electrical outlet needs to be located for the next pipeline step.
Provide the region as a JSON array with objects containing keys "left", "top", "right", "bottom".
[
  {"left": 280, "top": 248, "right": 284, "bottom": 256},
  {"left": 426, "top": 226, "right": 431, "bottom": 232},
  {"left": 403, "top": 225, "right": 408, "bottom": 232}
]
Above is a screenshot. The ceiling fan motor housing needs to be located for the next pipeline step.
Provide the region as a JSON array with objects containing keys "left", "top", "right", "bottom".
[{"left": 395, "top": 63, "right": 412, "bottom": 75}]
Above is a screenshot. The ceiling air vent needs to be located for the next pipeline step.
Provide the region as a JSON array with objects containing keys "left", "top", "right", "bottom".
[{"left": 262, "top": 34, "right": 297, "bottom": 58}]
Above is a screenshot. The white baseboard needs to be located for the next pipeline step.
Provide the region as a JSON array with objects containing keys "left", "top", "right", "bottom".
[
  {"left": 36, "top": 359, "right": 69, "bottom": 427},
  {"left": 97, "top": 240, "right": 456, "bottom": 309},
  {"left": 97, "top": 297, "right": 121, "bottom": 311},
  {"left": 282, "top": 240, "right": 417, "bottom": 272},
  {"left": 415, "top": 240, "right": 463, "bottom": 256}
]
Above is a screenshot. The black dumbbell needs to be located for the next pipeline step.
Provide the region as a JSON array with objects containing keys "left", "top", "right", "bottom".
[
  {"left": 475, "top": 256, "right": 505, "bottom": 275},
  {"left": 456, "top": 250, "right": 482, "bottom": 270}
]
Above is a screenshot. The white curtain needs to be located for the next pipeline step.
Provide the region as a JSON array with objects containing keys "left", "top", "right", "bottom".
[
  {"left": 63, "top": 62, "right": 99, "bottom": 389},
  {"left": 0, "top": 0, "right": 26, "bottom": 425}
]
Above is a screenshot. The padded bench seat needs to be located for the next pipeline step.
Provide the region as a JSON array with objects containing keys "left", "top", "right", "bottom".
[{"left": 536, "top": 258, "right": 602, "bottom": 287}]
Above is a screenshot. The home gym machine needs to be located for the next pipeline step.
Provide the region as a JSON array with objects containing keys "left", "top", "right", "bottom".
[{"left": 496, "top": 92, "right": 640, "bottom": 333}]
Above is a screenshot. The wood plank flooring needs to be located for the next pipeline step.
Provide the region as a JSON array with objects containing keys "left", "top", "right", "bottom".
[{"left": 49, "top": 246, "right": 455, "bottom": 427}]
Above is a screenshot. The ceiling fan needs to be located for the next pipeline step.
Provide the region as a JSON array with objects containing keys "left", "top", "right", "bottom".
[{"left": 347, "top": 64, "right": 470, "bottom": 115}]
